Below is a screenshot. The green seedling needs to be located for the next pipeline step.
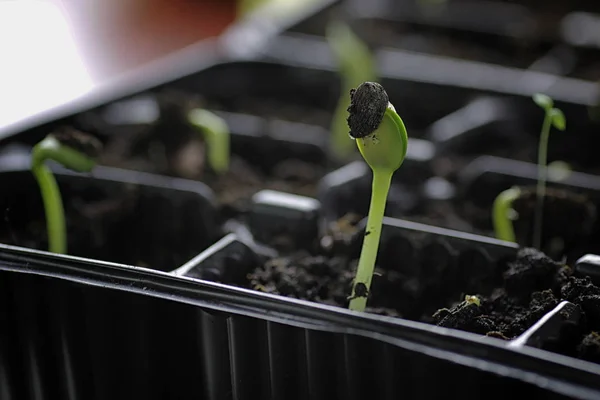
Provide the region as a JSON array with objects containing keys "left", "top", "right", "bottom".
[
  {"left": 464, "top": 294, "right": 481, "bottom": 307},
  {"left": 346, "top": 82, "right": 408, "bottom": 312},
  {"left": 326, "top": 19, "right": 377, "bottom": 162},
  {"left": 188, "top": 109, "right": 230, "bottom": 175},
  {"left": 492, "top": 186, "right": 521, "bottom": 243},
  {"left": 31, "top": 130, "right": 101, "bottom": 254},
  {"left": 532, "top": 93, "right": 566, "bottom": 249}
]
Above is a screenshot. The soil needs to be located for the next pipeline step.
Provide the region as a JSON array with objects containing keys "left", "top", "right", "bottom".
[
  {"left": 246, "top": 214, "right": 407, "bottom": 317},
  {"left": 578, "top": 332, "right": 600, "bottom": 363},
  {"left": 233, "top": 216, "right": 600, "bottom": 364},
  {"left": 93, "top": 90, "right": 324, "bottom": 214}
]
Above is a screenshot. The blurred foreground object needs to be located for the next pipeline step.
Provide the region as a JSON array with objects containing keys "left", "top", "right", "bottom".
[
  {"left": 0, "top": 0, "right": 234, "bottom": 136},
  {"left": 0, "top": 1, "right": 94, "bottom": 131}
]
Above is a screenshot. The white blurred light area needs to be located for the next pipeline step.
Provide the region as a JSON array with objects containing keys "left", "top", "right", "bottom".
[{"left": 0, "top": 1, "right": 93, "bottom": 129}]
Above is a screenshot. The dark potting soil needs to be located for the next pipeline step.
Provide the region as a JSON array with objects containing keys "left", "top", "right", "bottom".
[
  {"left": 246, "top": 213, "right": 405, "bottom": 317},
  {"left": 239, "top": 216, "right": 600, "bottom": 364},
  {"left": 578, "top": 332, "right": 600, "bottom": 363}
]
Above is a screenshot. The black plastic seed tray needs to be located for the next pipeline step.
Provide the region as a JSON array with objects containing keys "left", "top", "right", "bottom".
[
  {"left": 2, "top": 243, "right": 600, "bottom": 399},
  {"left": 2, "top": 1, "right": 600, "bottom": 398}
]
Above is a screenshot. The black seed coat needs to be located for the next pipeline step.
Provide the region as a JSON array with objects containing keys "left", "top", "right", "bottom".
[
  {"left": 346, "top": 82, "right": 389, "bottom": 139},
  {"left": 51, "top": 128, "right": 103, "bottom": 159}
]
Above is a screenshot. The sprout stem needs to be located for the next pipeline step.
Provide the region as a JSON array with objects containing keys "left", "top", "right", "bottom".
[
  {"left": 349, "top": 169, "right": 392, "bottom": 311},
  {"left": 31, "top": 159, "right": 66, "bottom": 254},
  {"left": 533, "top": 113, "right": 552, "bottom": 249},
  {"left": 531, "top": 93, "right": 565, "bottom": 249},
  {"left": 31, "top": 133, "right": 99, "bottom": 254}
]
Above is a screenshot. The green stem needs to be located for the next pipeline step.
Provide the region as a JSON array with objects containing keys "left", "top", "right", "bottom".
[
  {"left": 349, "top": 169, "right": 392, "bottom": 312},
  {"left": 492, "top": 187, "right": 521, "bottom": 243},
  {"left": 29, "top": 134, "right": 98, "bottom": 254},
  {"left": 533, "top": 114, "right": 552, "bottom": 249},
  {"left": 31, "top": 162, "right": 66, "bottom": 254}
]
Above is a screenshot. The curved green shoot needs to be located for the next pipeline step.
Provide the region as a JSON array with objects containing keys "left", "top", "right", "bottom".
[
  {"left": 532, "top": 93, "right": 566, "bottom": 249},
  {"left": 326, "top": 20, "right": 377, "bottom": 162},
  {"left": 492, "top": 187, "right": 521, "bottom": 243},
  {"left": 188, "top": 109, "right": 230, "bottom": 175},
  {"left": 31, "top": 133, "right": 99, "bottom": 254},
  {"left": 347, "top": 82, "right": 408, "bottom": 312}
]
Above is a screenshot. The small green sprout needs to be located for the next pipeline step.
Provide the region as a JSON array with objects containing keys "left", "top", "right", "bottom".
[
  {"left": 346, "top": 82, "right": 408, "bottom": 312},
  {"left": 188, "top": 109, "right": 230, "bottom": 175},
  {"left": 31, "top": 130, "right": 101, "bottom": 254},
  {"left": 464, "top": 294, "right": 481, "bottom": 307},
  {"left": 492, "top": 186, "right": 521, "bottom": 243},
  {"left": 532, "top": 93, "right": 566, "bottom": 249},
  {"left": 326, "top": 20, "right": 377, "bottom": 162}
]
